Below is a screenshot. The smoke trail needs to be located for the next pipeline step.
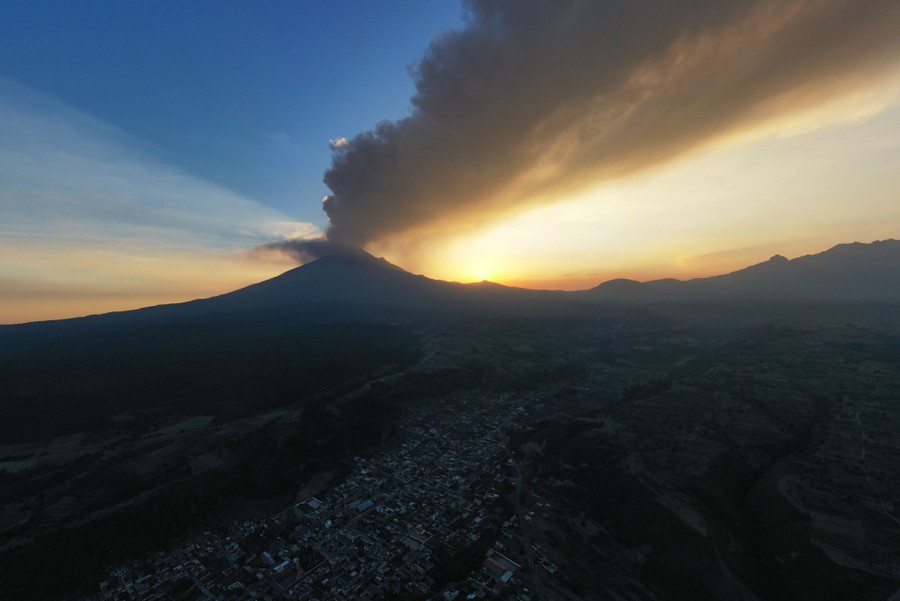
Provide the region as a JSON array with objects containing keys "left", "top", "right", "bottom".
[{"left": 320, "top": 0, "right": 900, "bottom": 248}]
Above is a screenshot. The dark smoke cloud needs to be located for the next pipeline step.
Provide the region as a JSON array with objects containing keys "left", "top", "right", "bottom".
[
  {"left": 257, "top": 237, "right": 337, "bottom": 263},
  {"left": 320, "top": 0, "right": 900, "bottom": 248}
]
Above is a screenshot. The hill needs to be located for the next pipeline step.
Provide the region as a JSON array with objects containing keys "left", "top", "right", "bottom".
[
  {"left": 2, "top": 240, "right": 900, "bottom": 600},
  {"left": 583, "top": 239, "right": 900, "bottom": 303}
]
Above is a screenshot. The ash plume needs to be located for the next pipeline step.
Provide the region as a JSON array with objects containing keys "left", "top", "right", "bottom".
[
  {"left": 319, "top": 0, "right": 900, "bottom": 248},
  {"left": 259, "top": 236, "right": 342, "bottom": 263}
]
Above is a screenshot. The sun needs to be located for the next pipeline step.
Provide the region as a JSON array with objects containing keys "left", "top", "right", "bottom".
[
  {"left": 473, "top": 265, "right": 494, "bottom": 282},
  {"left": 450, "top": 262, "right": 497, "bottom": 283}
]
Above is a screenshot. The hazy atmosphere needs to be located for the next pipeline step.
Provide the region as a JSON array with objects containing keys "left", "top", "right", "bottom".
[
  {"left": 4, "top": 3, "right": 900, "bottom": 601},
  {"left": 2, "top": 0, "right": 899, "bottom": 322}
]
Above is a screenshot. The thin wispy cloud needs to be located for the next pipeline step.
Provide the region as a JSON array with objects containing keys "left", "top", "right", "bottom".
[{"left": 0, "top": 78, "right": 321, "bottom": 323}]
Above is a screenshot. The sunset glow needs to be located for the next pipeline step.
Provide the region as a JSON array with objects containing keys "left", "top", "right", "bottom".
[
  {"left": 1, "top": 1, "right": 899, "bottom": 322},
  {"left": 381, "top": 79, "right": 900, "bottom": 288}
]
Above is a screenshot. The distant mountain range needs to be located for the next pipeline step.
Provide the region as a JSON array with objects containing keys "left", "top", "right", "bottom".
[
  {"left": 3, "top": 239, "right": 900, "bottom": 332},
  {"left": 581, "top": 239, "right": 900, "bottom": 303}
]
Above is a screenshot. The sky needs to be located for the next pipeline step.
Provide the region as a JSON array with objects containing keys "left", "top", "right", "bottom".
[{"left": 1, "top": 0, "right": 899, "bottom": 323}]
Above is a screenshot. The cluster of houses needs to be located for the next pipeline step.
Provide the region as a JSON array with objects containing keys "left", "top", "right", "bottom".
[{"left": 93, "top": 395, "right": 555, "bottom": 601}]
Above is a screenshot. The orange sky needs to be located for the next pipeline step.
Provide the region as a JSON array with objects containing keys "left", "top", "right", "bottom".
[
  {"left": 2, "top": 0, "right": 900, "bottom": 323},
  {"left": 377, "top": 80, "right": 900, "bottom": 290},
  {"left": 2, "top": 83, "right": 900, "bottom": 323}
]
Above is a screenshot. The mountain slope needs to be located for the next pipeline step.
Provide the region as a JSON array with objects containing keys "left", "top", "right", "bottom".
[
  {"left": 584, "top": 239, "right": 900, "bottom": 303},
  {"left": 4, "top": 239, "right": 900, "bottom": 336},
  {"left": 0, "top": 248, "right": 551, "bottom": 337}
]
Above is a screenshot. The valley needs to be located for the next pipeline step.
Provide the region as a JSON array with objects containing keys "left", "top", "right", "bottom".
[
  {"left": 3, "top": 244, "right": 900, "bottom": 600},
  {"left": 4, "top": 313, "right": 900, "bottom": 600}
]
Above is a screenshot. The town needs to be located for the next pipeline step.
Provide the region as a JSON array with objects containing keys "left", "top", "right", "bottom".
[{"left": 91, "top": 391, "right": 569, "bottom": 601}]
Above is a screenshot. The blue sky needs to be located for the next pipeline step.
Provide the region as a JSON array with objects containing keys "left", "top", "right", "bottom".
[
  {"left": 1, "top": 1, "right": 898, "bottom": 323},
  {"left": 0, "top": 0, "right": 463, "bottom": 224}
]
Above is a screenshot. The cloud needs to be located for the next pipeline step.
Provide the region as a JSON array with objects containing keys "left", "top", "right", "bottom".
[
  {"left": 328, "top": 137, "right": 350, "bottom": 149},
  {"left": 255, "top": 236, "right": 339, "bottom": 264},
  {"left": 320, "top": 0, "right": 900, "bottom": 248},
  {"left": 0, "top": 78, "right": 323, "bottom": 322},
  {"left": 0, "top": 78, "right": 321, "bottom": 251}
]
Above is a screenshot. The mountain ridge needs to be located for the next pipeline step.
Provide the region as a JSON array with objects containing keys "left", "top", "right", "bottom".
[
  {"left": 585, "top": 238, "right": 900, "bottom": 303},
  {"left": 3, "top": 238, "right": 900, "bottom": 330}
]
